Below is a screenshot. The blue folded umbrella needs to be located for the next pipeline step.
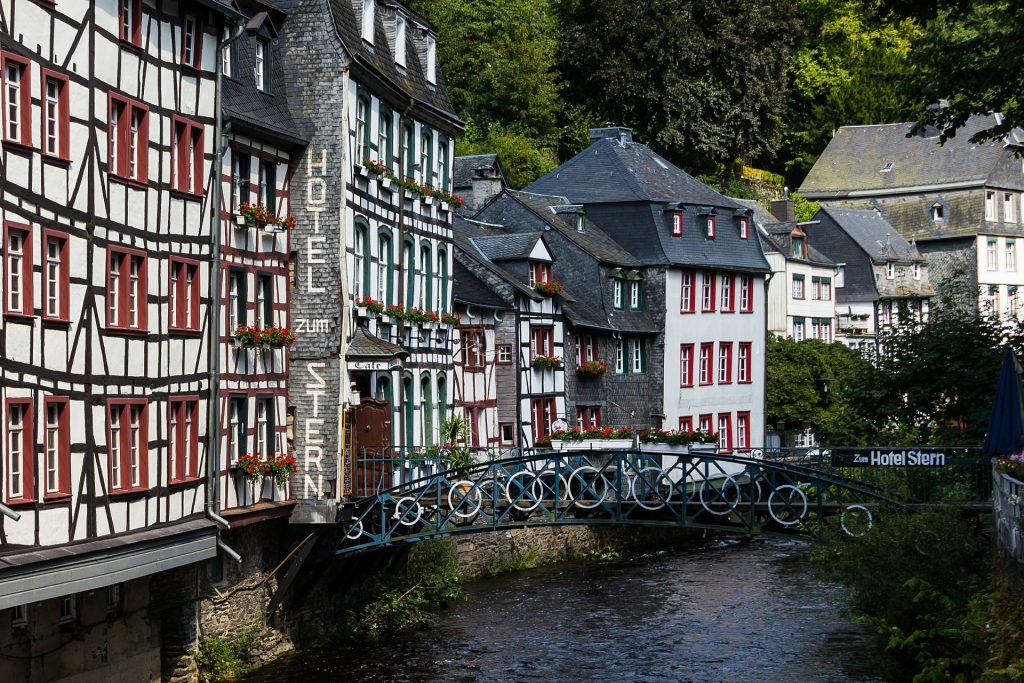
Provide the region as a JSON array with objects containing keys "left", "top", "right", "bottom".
[{"left": 984, "top": 346, "right": 1024, "bottom": 457}]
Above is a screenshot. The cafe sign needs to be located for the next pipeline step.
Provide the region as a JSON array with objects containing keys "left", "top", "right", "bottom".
[{"left": 830, "top": 448, "right": 947, "bottom": 467}]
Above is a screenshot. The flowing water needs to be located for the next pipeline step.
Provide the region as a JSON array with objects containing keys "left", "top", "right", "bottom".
[{"left": 243, "top": 537, "right": 887, "bottom": 682}]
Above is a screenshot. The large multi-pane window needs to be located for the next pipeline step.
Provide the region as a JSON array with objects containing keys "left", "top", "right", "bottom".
[
  {"left": 378, "top": 110, "right": 392, "bottom": 166},
  {"left": 107, "top": 247, "right": 148, "bottom": 331},
  {"left": 43, "top": 398, "right": 69, "bottom": 498},
  {"left": 227, "top": 270, "right": 246, "bottom": 333},
  {"left": 44, "top": 231, "right": 69, "bottom": 322},
  {"left": 355, "top": 97, "right": 369, "bottom": 163},
  {"left": 109, "top": 95, "right": 149, "bottom": 182},
  {"left": 376, "top": 233, "right": 392, "bottom": 303},
  {"left": 259, "top": 159, "right": 276, "bottom": 213},
  {"left": 680, "top": 271, "right": 694, "bottom": 312},
  {"left": 255, "top": 39, "right": 271, "bottom": 92},
  {"left": 42, "top": 73, "right": 69, "bottom": 159},
  {"left": 256, "top": 397, "right": 275, "bottom": 455},
  {"left": 5, "top": 224, "right": 30, "bottom": 317},
  {"left": 108, "top": 400, "right": 147, "bottom": 491},
  {"left": 228, "top": 397, "right": 247, "bottom": 461},
  {"left": 701, "top": 272, "right": 715, "bottom": 311},
  {"left": 679, "top": 344, "right": 694, "bottom": 387},
  {"left": 420, "top": 131, "right": 433, "bottom": 184},
  {"left": 6, "top": 400, "right": 32, "bottom": 501},
  {"left": 168, "top": 398, "right": 198, "bottom": 482},
  {"left": 2, "top": 52, "right": 31, "bottom": 146},
  {"left": 120, "top": 0, "right": 142, "bottom": 45},
  {"left": 699, "top": 343, "right": 713, "bottom": 384},
  {"left": 173, "top": 117, "right": 205, "bottom": 195},
  {"left": 531, "top": 397, "right": 557, "bottom": 442}
]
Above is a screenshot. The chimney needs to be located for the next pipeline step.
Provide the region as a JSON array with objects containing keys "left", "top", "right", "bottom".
[
  {"left": 589, "top": 126, "right": 633, "bottom": 145},
  {"left": 771, "top": 199, "right": 795, "bottom": 223}
]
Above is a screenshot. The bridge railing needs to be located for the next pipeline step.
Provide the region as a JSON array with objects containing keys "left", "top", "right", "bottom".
[{"left": 759, "top": 446, "right": 990, "bottom": 504}]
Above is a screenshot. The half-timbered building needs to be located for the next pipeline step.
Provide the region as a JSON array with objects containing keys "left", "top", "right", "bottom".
[
  {"left": 278, "top": 0, "right": 461, "bottom": 521},
  {"left": 1, "top": 0, "right": 239, "bottom": 676}
]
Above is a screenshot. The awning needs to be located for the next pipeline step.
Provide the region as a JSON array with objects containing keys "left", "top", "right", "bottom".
[{"left": 347, "top": 326, "right": 410, "bottom": 372}]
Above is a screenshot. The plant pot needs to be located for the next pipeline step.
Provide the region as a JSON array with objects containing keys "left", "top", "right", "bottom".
[
  {"left": 232, "top": 470, "right": 259, "bottom": 507},
  {"left": 357, "top": 164, "right": 370, "bottom": 177},
  {"left": 380, "top": 177, "right": 394, "bottom": 191},
  {"left": 422, "top": 195, "right": 434, "bottom": 206},
  {"left": 233, "top": 213, "right": 246, "bottom": 226}
]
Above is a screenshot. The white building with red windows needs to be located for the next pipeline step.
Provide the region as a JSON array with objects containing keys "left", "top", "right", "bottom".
[
  {"left": 1, "top": 0, "right": 241, "bottom": 676},
  {"left": 526, "top": 128, "right": 770, "bottom": 452}
]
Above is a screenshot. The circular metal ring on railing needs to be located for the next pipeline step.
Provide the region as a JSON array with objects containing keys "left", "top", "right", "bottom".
[
  {"left": 345, "top": 519, "right": 364, "bottom": 540},
  {"left": 632, "top": 467, "right": 672, "bottom": 511},
  {"left": 748, "top": 448, "right": 765, "bottom": 460},
  {"left": 768, "top": 485, "right": 808, "bottom": 526},
  {"left": 395, "top": 497, "right": 423, "bottom": 526},
  {"left": 447, "top": 482, "right": 483, "bottom": 518},
  {"left": 505, "top": 471, "right": 543, "bottom": 512},
  {"left": 699, "top": 475, "right": 741, "bottom": 516},
  {"left": 840, "top": 504, "right": 872, "bottom": 537},
  {"left": 568, "top": 466, "right": 608, "bottom": 509}
]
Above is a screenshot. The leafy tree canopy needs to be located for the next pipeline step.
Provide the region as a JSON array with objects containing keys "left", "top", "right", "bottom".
[{"left": 557, "top": 0, "right": 801, "bottom": 175}]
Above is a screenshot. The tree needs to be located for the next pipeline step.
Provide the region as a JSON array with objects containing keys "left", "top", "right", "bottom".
[{"left": 558, "top": 0, "right": 801, "bottom": 175}]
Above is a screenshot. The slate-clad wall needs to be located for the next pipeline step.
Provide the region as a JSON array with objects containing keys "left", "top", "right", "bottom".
[
  {"left": 918, "top": 236, "right": 979, "bottom": 306},
  {"left": 279, "top": 0, "right": 350, "bottom": 522}
]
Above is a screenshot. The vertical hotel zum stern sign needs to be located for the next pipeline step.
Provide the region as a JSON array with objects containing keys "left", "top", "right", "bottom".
[
  {"left": 291, "top": 149, "right": 341, "bottom": 518},
  {"left": 830, "top": 448, "right": 948, "bottom": 467}
]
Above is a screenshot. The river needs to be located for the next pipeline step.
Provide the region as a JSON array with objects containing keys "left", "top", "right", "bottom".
[{"left": 243, "top": 536, "right": 887, "bottom": 682}]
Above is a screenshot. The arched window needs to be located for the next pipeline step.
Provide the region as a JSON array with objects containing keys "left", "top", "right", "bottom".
[
  {"left": 403, "top": 372, "right": 415, "bottom": 447},
  {"left": 353, "top": 219, "right": 371, "bottom": 299},
  {"left": 436, "top": 374, "right": 447, "bottom": 426},
  {"left": 419, "top": 245, "right": 432, "bottom": 309},
  {"left": 437, "top": 246, "right": 448, "bottom": 312},
  {"left": 377, "top": 108, "right": 392, "bottom": 167},
  {"left": 404, "top": 238, "right": 415, "bottom": 307},
  {"left": 421, "top": 373, "right": 433, "bottom": 446},
  {"left": 376, "top": 229, "right": 393, "bottom": 304},
  {"left": 355, "top": 96, "right": 370, "bottom": 163}
]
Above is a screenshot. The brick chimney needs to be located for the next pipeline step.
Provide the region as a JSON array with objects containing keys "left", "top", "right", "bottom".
[{"left": 771, "top": 199, "right": 795, "bottom": 223}]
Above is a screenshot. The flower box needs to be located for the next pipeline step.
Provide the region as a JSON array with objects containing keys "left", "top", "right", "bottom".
[
  {"left": 380, "top": 177, "right": 394, "bottom": 192},
  {"left": 422, "top": 195, "right": 434, "bottom": 206},
  {"left": 356, "top": 163, "right": 370, "bottom": 177},
  {"left": 233, "top": 213, "right": 247, "bottom": 227},
  {"left": 551, "top": 439, "right": 633, "bottom": 451},
  {"left": 533, "top": 281, "right": 564, "bottom": 297},
  {"left": 440, "top": 201, "right": 451, "bottom": 212},
  {"left": 261, "top": 223, "right": 287, "bottom": 234}
]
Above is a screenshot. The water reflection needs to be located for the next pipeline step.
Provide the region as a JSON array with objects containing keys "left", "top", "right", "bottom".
[{"left": 244, "top": 537, "right": 886, "bottom": 682}]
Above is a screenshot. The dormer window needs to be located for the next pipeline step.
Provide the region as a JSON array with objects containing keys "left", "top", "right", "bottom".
[
  {"left": 576, "top": 213, "right": 585, "bottom": 233},
  {"left": 886, "top": 262, "right": 896, "bottom": 279},
  {"left": 672, "top": 211, "right": 682, "bottom": 236},
  {"left": 791, "top": 235, "right": 805, "bottom": 259},
  {"left": 425, "top": 35, "right": 436, "bottom": 84},
  {"left": 706, "top": 215, "right": 715, "bottom": 239},
  {"left": 255, "top": 39, "right": 271, "bottom": 92},
  {"left": 529, "top": 261, "right": 552, "bottom": 286},
  {"left": 932, "top": 203, "right": 944, "bottom": 221},
  {"left": 739, "top": 217, "right": 749, "bottom": 240},
  {"left": 394, "top": 15, "right": 406, "bottom": 66},
  {"left": 361, "top": 0, "right": 375, "bottom": 44},
  {"left": 881, "top": 161, "right": 893, "bottom": 173}
]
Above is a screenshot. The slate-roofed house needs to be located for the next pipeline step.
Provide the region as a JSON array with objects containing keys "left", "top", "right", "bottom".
[
  {"left": 808, "top": 207, "right": 934, "bottom": 351},
  {"left": 452, "top": 216, "right": 565, "bottom": 448},
  {"left": 799, "top": 115, "right": 1024, "bottom": 316},
  {"left": 454, "top": 154, "right": 506, "bottom": 215},
  {"left": 526, "top": 128, "right": 770, "bottom": 452},
  {"left": 737, "top": 199, "right": 841, "bottom": 341},
  {"left": 472, "top": 189, "right": 661, "bottom": 433},
  {"left": 277, "top": 0, "right": 462, "bottom": 522}
]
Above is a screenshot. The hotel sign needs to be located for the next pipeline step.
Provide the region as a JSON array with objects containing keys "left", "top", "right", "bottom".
[{"left": 830, "top": 448, "right": 947, "bottom": 467}]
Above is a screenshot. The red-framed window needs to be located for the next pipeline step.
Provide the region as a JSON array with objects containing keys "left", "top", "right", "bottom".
[
  {"left": 699, "top": 343, "right": 713, "bottom": 385},
  {"left": 672, "top": 211, "right": 682, "bottom": 236},
  {"left": 168, "top": 397, "right": 199, "bottom": 483},
  {"left": 576, "top": 334, "right": 598, "bottom": 365},
  {"left": 718, "top": 342, "right": 733, "bottom": 384},
  {"left": 701, "top": 272, "right": 716, "bottom": 312},
  {"left": 172, "top": 116, "right": 204, "bottom": 195},
  {"left": 679, "top": 416, "right": 693, "bottom": 433},
  {"left": 680, "top": 270, "right": 695, "bottom": 313},
  {"left": 736, "top": 411, "right": 750, "bottom": 451},
  {"left": 529, "top": 261, "right": 552, "bottom": 286},
  {"left": 40, "top": 69, "right": 70, "bottom": 160},
  {"left": 720, "top": 274, "right": 735, "bottom": 312},
  {"left": 698, "top": 413, "right": 712, "bottom": 434},
  {"left": 107, "top": 399, "right": 148, "bottom": 493},
  {"left": 5, "top": 398, "right": 34, "bottom": 504},
  {"left": 576, "top": 406, "right": 601, "bottom": 429},
  {"left": 740, "top": 275, "right": 754, "bottom": 313},
  {"left": 531, "top": 397, "right": 557, "bottom": 441},
  {"left": 4, "top": 221, "right": 32, "bottom": 318},
  {"left": 2, "top": 51, "right": 32, "bottom": 147},
  {"left": 679, "top": 344, "right": 694, "bottom": 387},
  {"left": 706, "top": 215, "right": 716, "bottom": 239},
  {"left": 462, "top": 328, "right": 484, "bottom": 369},
  {"left": 42, "top": 229, "right": 70, "bottom": 322},
  {"left": 718, "top": 413, "right": 732, "bottom": 452},
  {"left": 531, "top": 325, "right": 555, "bottom": 357},
  {"left": 169, "top": 257, "right": 200, "bottom": 332},
  {"left": 180, "top": 12, "right": 203, "bottom": 69},
  {"left": 738, "top": 342, "right": 752, "bottom": 384},
  {"left": 739, "top": 217, "right": 749, "bottom": 240},
  {"left": 120, "top": 0, "right": 143, "bottom": 46},
  {"left": 42, "top": 396, "right": 70, "bottom": 499},
  {"left": 107, "top": 246, "right": 148, "bottom": 331},
  {"left": 108, "top": 93, "right": 149, "bottom": 183}
]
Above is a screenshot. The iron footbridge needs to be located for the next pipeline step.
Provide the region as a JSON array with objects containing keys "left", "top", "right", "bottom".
[{"left": 334, "top": 448, "right": 907, "bottom": 557}]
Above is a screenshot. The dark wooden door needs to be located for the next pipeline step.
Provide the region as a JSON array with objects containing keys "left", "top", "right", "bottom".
[{"left": 353, "top": 398, "right": 391, "bottom": 497}]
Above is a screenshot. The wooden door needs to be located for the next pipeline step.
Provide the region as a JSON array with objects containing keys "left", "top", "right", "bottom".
[{"left": 353, "top": 398, "right": 392, "bottom": 497}]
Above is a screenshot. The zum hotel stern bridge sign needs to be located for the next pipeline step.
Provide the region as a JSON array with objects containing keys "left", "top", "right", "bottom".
[{"left": 830, "top": 448, "right": 947, "bottom": 467}]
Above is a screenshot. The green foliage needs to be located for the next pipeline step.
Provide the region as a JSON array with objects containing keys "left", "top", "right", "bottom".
[
  {"left": 485, "top": 547, "right": 540, "bottom": 576},
  {"left": 812, "top": 507, "right": 991, "bottom": 681},
  {"left": 457, "top": 122, "right": 558, "bottom": 189},
  {"left": 195, "top": 626, "right": 262, "bottom": 681},
  {"left": 339, "top": 540, "right": 465, "bottom": 640},
  {"left": 558, "top": 0, "right": 801, "bottom": 174},
  {"left": 791, "top": 192, "right": 820, "bottom": 222}
]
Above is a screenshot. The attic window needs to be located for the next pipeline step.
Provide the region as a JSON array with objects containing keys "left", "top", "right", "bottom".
[
  {"left": 576, "top": 213, "right": 585, "bottom": 233},
  {"left": 706, "top": 216, "right": 715, "bottom": 239},
  {"left": 881, "top": 161, "right": 893, "bottom": 173},
  {"left": 739, "top": 217, "right": 749, "bottom": 240},
  {"left": 361, "top": 0, "right": 374, "bottom": 43},
  {"left": 672, "top": 211, "right": 682, "bottom": 236},
  {"left": 394, "top": 15, "right": 406, "bottom": 66},
  {"left": 425, "top": 35, "right": 437, "bottom": 84},
  {"left": 932, "top": 203, "right": 944, "bottom": 221}
]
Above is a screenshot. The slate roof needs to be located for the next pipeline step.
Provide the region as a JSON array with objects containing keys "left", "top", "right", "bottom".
[
  {"left": 452, "top": 216, "right": 542, "bottom": 302},
  {"left": 223, "top": 2, "right": 307, "bottom": 147},
  {"left": 454, "top": 154, "right": 504, "bottom": 189},
  {"left": 470, "top": 233, "right": 544, "bottom": 262},
  {"left": 732, "top": 198, "right": 778, "bottom": 227},
  {"left": 800, "top": 114, "right": 1020, "bottom": 196},
  {"left": 526, "top": 137, "right": 738, "bottom": 207},
  {"left": 323, "top": 0, "right": 461, "bottom": 133},
  {"left": 759, "top": 221, "right": 835, "bottom": 266},
  {"left": 820, "top": 207, "right": 923, "bottom": 263},
  {"left": 452, "top": 260, "right": 508, "bottom": 309},
  {"left": 347, "top": 326, "right": 409, "bottom": 359}
]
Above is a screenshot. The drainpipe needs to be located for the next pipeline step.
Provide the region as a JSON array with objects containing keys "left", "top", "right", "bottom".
[{"left": 0, "top": 502, "right": 20, "bottom": 522}]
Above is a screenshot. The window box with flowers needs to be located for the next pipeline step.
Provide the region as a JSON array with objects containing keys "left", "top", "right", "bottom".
[
  {"left": 260, "top": 453, "right": 296, "bottom": 501},
  {"left": 231, "top": 453, "right": 263, "bottom": 506},
  {"left": 638, "top": 428, "right": 717, "bottom": 454},
  {"left": 534, "top": 280, "right": 564, "bottom": 297},
  {"left": 532, "top": 354, "right": 563, "bottom": 370},
  {"left": 355, "top": 296, "right": 386, "bottom": 315},
  {"left": 233, "top": 325, "right": 296, "bottom": 348},
  {"left": 576, "top": 360, "right": 608, "bottom": 378},
  {"left": 440, "top": 312, "right": 461, "bottom": 326},
  {"left": 237, "top": 202, "right": 297, "bottom": 233},
  {"left": 548, "top": 426, "right": 635, "bottom": 451},
  {"left": 233, "top": 325, "right": 264, "bottom": 348}
]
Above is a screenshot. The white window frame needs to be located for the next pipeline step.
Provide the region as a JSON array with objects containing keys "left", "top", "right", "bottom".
[
  {"left": 615, "top": 338, "right": 624, "bottom": 374},
  {"left": 631, "top": 339, "right": 642, "bottom": 373},
  {"left": 7, "top": 229, "right": 24, "bottom": 312},
  {"left": 255, "top": 41, "right": 266, "bottom": 91},
  {"left": 7, "top": 404, "right": 25, "bottom": 499},
  {"left": 361, "top": 0, "right": 375, "bottom": 43},
  {"left": 1008, "top": 240, "right": 1017, "bottom": 271},
  {"left": 630, "top": 281, "right": 640, "bottom": 309},
  {"left": 4, "top": 61, "right": 22, "bottom": 141},
  {"left": 1005, "top": 192, "right": 1015, "bottom": 222},
  {"left": 394, "top": 15, "right": 407, "bottom": 66},
  {"left": 987, "top": 191, "right": 997, "bottom": 221}
]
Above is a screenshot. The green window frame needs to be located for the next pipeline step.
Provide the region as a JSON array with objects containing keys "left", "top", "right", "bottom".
[{"left": 404, "top": 238, "right": 415, "bottom": 307}]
